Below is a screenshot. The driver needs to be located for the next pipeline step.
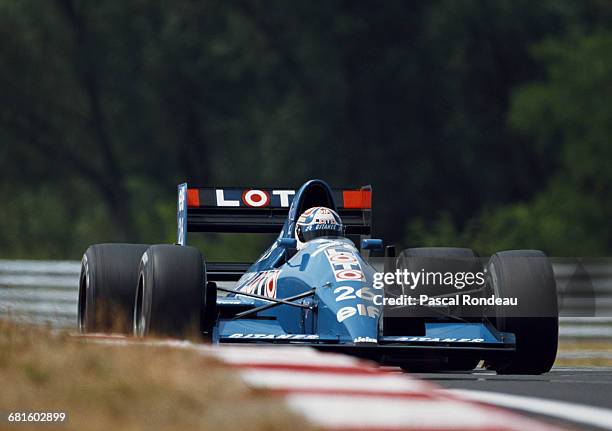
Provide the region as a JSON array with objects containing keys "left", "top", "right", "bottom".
[{"left": 295, "top": 206, "right": 344, "bottom": 249}]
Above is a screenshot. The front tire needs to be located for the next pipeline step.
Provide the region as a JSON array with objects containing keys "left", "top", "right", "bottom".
[
  {"left": 78, "top": 243, "right": 149, "bottom": 333},
  {"left": 486, "top": 250, "right": 558, "bottom": 374},
  {"left": 134, "top": 244, "right": 211, "bottom": 338}
]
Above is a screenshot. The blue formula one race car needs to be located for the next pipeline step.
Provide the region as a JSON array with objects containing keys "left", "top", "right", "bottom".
[{"left": 78, "top": 179, "right": 559, "bottom": 374}]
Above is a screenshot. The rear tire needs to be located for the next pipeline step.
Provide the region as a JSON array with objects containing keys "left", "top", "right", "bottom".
[
  {"left": 133, "top": 244, "right": 212, "bottom": 338},
  {"left": 485, "top": 250, "right": 558, "bottom": 375},
  {"left": 395, "top": 247, "right": 485, "bottom": 372},
  {"left": 78, "top": 243, "right": 149, "bottom": 333},
  {"left": 395, "top": 247, "right": 484, "bottom": 320},
  {"left": 396, "top": 247, "right": 483, "bottom": 296}
]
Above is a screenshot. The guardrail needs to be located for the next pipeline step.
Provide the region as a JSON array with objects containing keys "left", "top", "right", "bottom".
[
  {"left": 554, "top": 258, "right": 612, "bottom": 338},
  {"left": 1, "top": 259, "right": 611, "bottom": 338},
  {"left": 0, "top": 260, "right": 80, "bottom": 328}
]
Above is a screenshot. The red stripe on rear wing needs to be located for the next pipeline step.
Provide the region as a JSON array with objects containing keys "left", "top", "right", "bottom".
[
  {"left": 342, "top": 190, "right": 372, "bottom": 209},
  {"left": 187, "top": 188, "right": 200, "bottom": 207}
]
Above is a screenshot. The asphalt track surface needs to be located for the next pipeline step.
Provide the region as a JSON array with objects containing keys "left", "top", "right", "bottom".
[{"left": 417, "top": 367, "right": 612, "bottom": 430}]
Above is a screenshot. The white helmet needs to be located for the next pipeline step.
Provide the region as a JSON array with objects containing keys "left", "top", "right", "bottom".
[{"left": 295, "top": 207, "right": 343, "bottom": 248}]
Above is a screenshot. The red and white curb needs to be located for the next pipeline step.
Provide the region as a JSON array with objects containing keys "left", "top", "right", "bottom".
[
  {"left": 81, "top": 335, "right": 563, "bottom": 430},
  {"left": 213, "top": 345, "right": 561, "bottom": 431}
]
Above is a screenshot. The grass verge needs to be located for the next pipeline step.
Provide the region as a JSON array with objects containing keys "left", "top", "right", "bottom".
[
  {"left": 555, "top": 340, "right": 612, "bottom": 367},
  {"left": 0, "top": 320, "right": 315, "bottom": 431}
]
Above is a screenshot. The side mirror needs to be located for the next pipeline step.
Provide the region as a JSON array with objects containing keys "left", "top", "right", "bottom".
[
  {"left": 361, "top": 239, "right": 383, "bottom": 251},
  {"left": 278, "top": 238, "right": 297, "bottom": 250}
]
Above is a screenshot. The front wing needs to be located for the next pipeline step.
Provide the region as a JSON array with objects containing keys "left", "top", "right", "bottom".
[{"left": 212, "top": 319, "right": 516, "bottom": 363}]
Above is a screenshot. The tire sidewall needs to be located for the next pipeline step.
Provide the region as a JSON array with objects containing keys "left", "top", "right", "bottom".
[
  {"left": 135, "top": 250, "right": 154, "bottom": 337},
  {"left": 79, "top": 250, "right": 94, "bottom": 332}
]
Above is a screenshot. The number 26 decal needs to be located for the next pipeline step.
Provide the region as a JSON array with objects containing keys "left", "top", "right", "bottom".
[{"left": 333, "top": 286, "right": 376, "bottom": 302}]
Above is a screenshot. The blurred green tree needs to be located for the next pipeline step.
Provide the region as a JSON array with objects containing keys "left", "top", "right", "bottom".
[
  {"left": 0, "top": 0, "right": 610, "bottom": 258},
  {"left": 410, "top": 29, "right": 612, "bottom": 255}
]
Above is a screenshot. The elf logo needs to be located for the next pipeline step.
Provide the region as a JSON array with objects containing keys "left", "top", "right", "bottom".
[{"left": 216, "top": 189, "right": 295, "bottom": 207}]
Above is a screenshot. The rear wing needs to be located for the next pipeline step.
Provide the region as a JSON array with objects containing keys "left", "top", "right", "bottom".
[{"left": 177, "top": 183, "right": 372, "bottom": 245}]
